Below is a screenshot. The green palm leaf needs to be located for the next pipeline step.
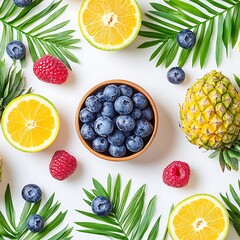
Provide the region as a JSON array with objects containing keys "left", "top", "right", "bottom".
[
  {"left": 139, "top": 0, "right": 240, "bottom": 68},
  {"left": 0, "top": 184, "right": 72, "bottom": 239},
  {"left": 0, "top": 0, "right": 80, "bottom": 70},
  {"left": 75, "top": 174, "right": 168, "bottom": 240}
]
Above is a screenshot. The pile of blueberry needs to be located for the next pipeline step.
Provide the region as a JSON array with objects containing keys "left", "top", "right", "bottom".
[{"left": 79, "top": 83, "right": 154, "bottom": 158}]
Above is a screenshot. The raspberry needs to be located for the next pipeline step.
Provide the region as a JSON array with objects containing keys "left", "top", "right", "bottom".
[
  {"left": 162, "top": 161, "right": 190, "bottom": 188},
  {"left": 49, "top": 150, "right": 77, "bottom": 181},
  {"left": 33, "top": 55, "right": 68, "bottom": 84}
]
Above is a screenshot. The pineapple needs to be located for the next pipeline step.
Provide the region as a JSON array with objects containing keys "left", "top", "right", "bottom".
[
  {"left": 180, "top": 70, "right": 240, "bottom": 171},
  {"left": 0, "top": 60, "right": 30, "bottom": 119}
]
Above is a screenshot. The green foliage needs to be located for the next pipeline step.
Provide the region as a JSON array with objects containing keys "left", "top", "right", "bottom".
[
  {"left": 0, "top": 0, "right": 80, "bottom": 70},
  {"left": 76, "top": 174, "right": 168, "bottom": 240},
  {"left": 0, "top": 184, "right": 73, "bottom": 239},
  {"left": 139, "top": 0, "right": 240, "bottom": 68}
]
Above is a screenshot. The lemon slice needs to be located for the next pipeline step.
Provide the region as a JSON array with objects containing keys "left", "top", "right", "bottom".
[
  {"left": 168, "top": 194, "right": 229, "bottom": 240},
  {"left": 78, "top": 0, "right": 141, "bottom": 50},
  {"left": 1, "top": 94, "right": 60, "bottom": 152}
]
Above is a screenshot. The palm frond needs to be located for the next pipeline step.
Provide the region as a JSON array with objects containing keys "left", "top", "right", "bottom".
[
  {"left": 0, "top": 0, "right": 80, "bottom": 70},
  {"left": 0, "top": 184, "right": 73, "bottom": 239},
  {"left": 139, "top": 0, "right": 240, "bottom": 68},
  {"left": 75, "top": 174, "right": 167, "bottom": 240}
]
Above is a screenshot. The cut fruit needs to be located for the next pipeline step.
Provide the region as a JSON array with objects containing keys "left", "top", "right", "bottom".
[
  {"left": 168, "top": 194, "right": 229, "bottom": 240},
  {"left": 78, "top": 0, "right": 141, "bottom": 50},
  {"left": 1, "top": 94, "right": 60, "bottom": 152}
]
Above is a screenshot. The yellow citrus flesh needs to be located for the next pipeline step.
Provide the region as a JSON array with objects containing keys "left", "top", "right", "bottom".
[
  {"left": 79, "top": 0, "right": 141, "bottom": 50},
  {"left": 1, "top": 94, "right": 60, "bottom": 152},
  {"left": 168, "top": 194, "right": 229, "bottom": 240}
]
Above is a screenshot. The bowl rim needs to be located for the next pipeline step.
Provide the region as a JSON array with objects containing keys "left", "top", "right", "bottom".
[{"left": 75, "top": 79, "right": 159, "bottom": 162}]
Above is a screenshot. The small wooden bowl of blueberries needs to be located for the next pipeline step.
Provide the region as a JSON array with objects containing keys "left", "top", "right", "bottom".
[{"left": 75, "top": 80, "right": 158, "bottom": 161}]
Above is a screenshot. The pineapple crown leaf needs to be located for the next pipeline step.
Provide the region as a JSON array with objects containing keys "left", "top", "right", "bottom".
[
  {"left": 75, "top": 174, "right": 170, "bottom": 240},
  {"left": 234, "top": 74, "right": 240, "bottom": 88},
  {"left": 0, "top": 0, "right": 80, "bottom": 70},
  {"left": 0, "top": 184, "right": 73, "bottom": 239},
  {"left": 138, "top": 0, "right": 240, "bottom": 68}
]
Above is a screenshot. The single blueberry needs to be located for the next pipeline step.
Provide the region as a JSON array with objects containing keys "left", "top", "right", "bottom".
[
  {"left": 109, "top": 144, "right": 126, "bottom": 157},
  {"left": 85, "top": 95, "right": 102, "bottom": 113},
  {"left": 126, "top": 135, "right": 144, "bottom": 152},
  {"left": 13, "top": 0, "right": 32, "bottom": 7},
  {"left": 134, "top": 119, "right": 153, "bottom": 138},
  {"left": 119, "top": 85, "right": 133, "bottom": 97},
  {"left": 95, "top": 89, "right": 106, "bottom": 101},
  {"left": 177, "top": 29, "right": 196, "bottom": 49},
  {"left": 103, "top": 84, "right": 120, "bottom": 102},
  {"left": 79, "top": 108, "right": 96, "bottom": 123},
  {"left": 108, "top": 130, "right": 125, "bottom": 146},
  {"left": 101, "top": 101, "right": 116, "bottom": 118},
  {"left": 131, "top": 108, "right": 142, "bottom": 120},
  {"left": 6, "top": 40, "right": 26, "bottom": 60},
  {"left": 92, "top": 137, "right": 109, "bottom": 152},
  {"left": 142, "top": 106, "right": 154, "bottom": 121},
  {"left": 27, "top": 214, "right": 44, "bottom": 233},
  {"left": 116, "top": 115, "right": 135, "bottom": 133},
  {"left": 81, "top": 123, "right": 96, "bottom": 140},
  {"left": 114, "top": 96, "right": 133, "bottom": 115},
  {"left": 92, "top": 196, "right": 112, "bottom": 216},
  {"left": 94, "top": 116, "right": 114, "bottom": 137},
  {"left": 167, "top": 67, "right": 185, "bottom": 85},
  {"left": 21, "top": 184, "right": 42, "bottom": 203},
  {"left": 132, "top": 93, "right": 148, "bottom": 109}
]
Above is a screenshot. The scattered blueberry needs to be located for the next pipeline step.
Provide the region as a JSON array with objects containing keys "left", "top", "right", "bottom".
[
  {"left": 6, "top": 40, "right": 26, "bottom": 60},
  {"left": 131, "top": 108, "right": 142, "bottom": 120},
  {"left": 142, "top": 107, "right": 153, "bottom": 121},
  {"left": 177, "top": 29, "right": 196, "bottom": 49},
  {"left": 101, "top": 101, "right": 116, "bottom": 118},
  {"left": 114, "top": 96, "right": 133, "bottom": 115},
  {"left": 85, "top": 95, "right": 102, "bottom": 113},
  {"left": 119, "top": 85, "right": 133, "bottom": 97},
  {"left": 116, "top": 115, "right": 135, "bottom": 132},
  {"left": 108, "top": 130, "right": 125, "bottom": 146},
  {"left": 92, "top": 137, "right": 109, "bottom": 152},
  {"left": 21, "top": 184, "right": 42, "bottom": 203},
  {"left": 103, "top": 84, "right": 120, "bottom": 102},
  {"left": 81, "top": 123, "right": 96, "bottom": 140},
  {"left": 92, "top": 196, "right": 112, "bottom": 216},
  {"left": 109, "top": 144, "right": 126, "bottom": 157},
  {"left": 132, "top": 93, "right": 148, "bottom": 109},
  {"left": 94, "top": 116, "right": 114, "bottom": 137},
  {"left": 126, "top": 135, "right": 144, "bottom": 152},
  {"left": 13, "top": 0, "right": 32, "bottom": 7},
  {"left": 27, "top": 214, "right": 44, "bottom": 233},
  {"left": 79, "top": 108, "right": 96, "bottom": 123},
  {"left": 167, "top": 67, "right": 185, "bottom": 85},
  {"left": 134, "top": 119, "right": 153, "bottom": 138},
  {"left": 95, "top": 89, "right": 106, "bottom": 101}
]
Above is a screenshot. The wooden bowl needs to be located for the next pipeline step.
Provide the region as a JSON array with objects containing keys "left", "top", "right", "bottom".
[{"left": 75, "top": 79, "right": 159, "bottom": 161}]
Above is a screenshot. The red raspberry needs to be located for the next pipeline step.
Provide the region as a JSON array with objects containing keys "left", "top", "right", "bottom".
[
  {"left": 33, "top": 55, "right": 68, "bottom": 84},
  {"left": 49, "top": 150, "right": 77, "bottom": 181},
  {"left": 162, "top": 161, "right": 190, "bottom": 188}
]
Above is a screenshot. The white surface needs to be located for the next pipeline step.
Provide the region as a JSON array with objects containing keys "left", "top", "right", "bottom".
[{"left": 0, "top": 0, "right": 240, "bottom": 239}]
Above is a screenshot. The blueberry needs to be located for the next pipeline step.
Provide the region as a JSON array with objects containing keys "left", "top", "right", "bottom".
[
  {"left": 92, "top": 196, "right": 112, "bottom": 216},
  {"left": 96, "top": 112, "right": 102, "bottom": 118},
  {"left": 177, "top": 29, "right": 196, "bottom": 49},
  {"left": 103, "top": 84, "right": 120, "bottom": 102},
  {"left": 109, "top": 144, "right": 126, "bottom": 157},
  {"left": 79, "top": 108, "right": 96, "bottom": 123},
  {"left": 142, "top": 107, "right": 154, "bottom": 121},
  {"left": 119, "top": 85, "right": 133, "bottom": 97},
  {"left": 131, "top": 108, "right": 142, "bottom": 120},
  {"left": 95, "top": 89, "right": 106, "bottom": 101},
  {"left": 108, "top": 130, "right": 125, "bottom": 146},
  {"left": 92, "top": 137, "right": 109, "bottom": 152},
  {"left": 126, "top": 135, "right": 144, "bottom": 152},
  {"left": 81, "top": 123, "right": 96, "bottom": 140},
  {"left": 85, "top": 95, "right": 102, "bottom": 113},
  {"left": 116, "top": 115, "right": 135, "bottom": 132},
  {"left": 124, "top": 131, "right": 132, "bottom": 138},
  {"left": 13, "top": 0, "right": 32, "bottom": 7},
  {"left": 27, "top": 214, "right": 44, "bottom": 233},
  {"left": 134, "top": 119, "right": 153, "bottom": 138},
  {"left": 21, "top": 184, "right": 42, "bottom": 203},
  {"left": 6, "top": 40, "right": 26, "bottom": 60},
  {"left": 94, "top": 116, "right": 114, "bottom": 137},
  {"left": 167, "top": 67, "right": 185, "bottom": 85},
  {"left": 101, "top": 102, "right": 116, "bottom": 118},
  {"left": 114, "top": 96, "right": 133, "bottom": 115},
  {"left": 132, "top": 93, "right": 148, "bottom": 109}
]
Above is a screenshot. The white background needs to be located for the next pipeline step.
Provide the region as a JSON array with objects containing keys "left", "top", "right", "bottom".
[{"left": 0, "top": 0, "right": 240, "bottom": 239}]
